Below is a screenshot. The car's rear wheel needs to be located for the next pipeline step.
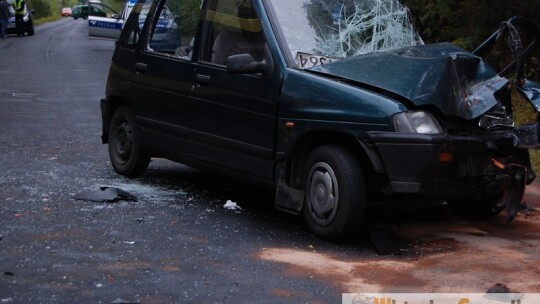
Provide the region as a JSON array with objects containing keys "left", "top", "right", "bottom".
[
  {"left": 301, "top": 145, "right": 365, "bottom": 240},
  {"left": 108, "top": 106, "right": 150, "bottom": 177}
]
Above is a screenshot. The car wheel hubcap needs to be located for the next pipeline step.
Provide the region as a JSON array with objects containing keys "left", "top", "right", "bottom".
[
  {"left": 307, "top": 162, "right": 339, "bottom": 226},
  {"left": 115, "top": 120, "right": 133, "bottom": 164}
]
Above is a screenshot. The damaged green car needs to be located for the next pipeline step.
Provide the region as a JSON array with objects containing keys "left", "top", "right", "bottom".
[{"left": 100, "top": 0, "right": 540, "bottom": 240}]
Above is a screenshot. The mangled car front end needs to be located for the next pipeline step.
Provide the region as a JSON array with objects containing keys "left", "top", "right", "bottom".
[
  {"left": 304, "top": 41, "right": 538, "bottom": 220},
  {"left": 271, "top": 1, "right": 540, "bottom": 230}
]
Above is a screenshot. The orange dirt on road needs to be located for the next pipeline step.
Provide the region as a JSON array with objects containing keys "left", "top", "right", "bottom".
[{"left": 259, "top": 180, "right": 540, "bottom": 294}]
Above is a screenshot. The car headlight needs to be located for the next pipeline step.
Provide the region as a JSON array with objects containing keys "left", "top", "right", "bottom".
[{"left": 393, "top": 111, "right": 443, "bottom": 134}]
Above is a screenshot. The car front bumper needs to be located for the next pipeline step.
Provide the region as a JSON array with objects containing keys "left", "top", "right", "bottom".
[{"left": 366, "top": 130, "right": 534, "bottom": 199}]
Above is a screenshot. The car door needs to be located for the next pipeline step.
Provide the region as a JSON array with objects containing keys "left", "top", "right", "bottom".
[
  {"left": 187, "top": 0, "right": 281, "bottom": 180},
  {"left": 118, "top": 0, "right": 197, "bottom": 156},
  {"left": 88, "top": 1, "right": 133, "bottom": 40}
]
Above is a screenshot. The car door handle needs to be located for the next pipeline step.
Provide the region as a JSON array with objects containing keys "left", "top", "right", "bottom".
[
  {"left": 195, "top": 74, "right": 211, "bottom": 85},
  {"left": 135, "top": 62, "right": 147, "bottom": 73}
]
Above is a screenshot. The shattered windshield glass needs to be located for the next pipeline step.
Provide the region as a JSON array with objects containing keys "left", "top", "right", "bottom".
[{"left": 269, "top": 0, "right": 423, "bottom": 69}]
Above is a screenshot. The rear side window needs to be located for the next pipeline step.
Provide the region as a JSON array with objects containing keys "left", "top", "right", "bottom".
[
  {"left": 146, "top": 0, "right": 201, "bottom": 57},
  {"left": 118, "top": 0, "right": 153, "bottom": 48}
]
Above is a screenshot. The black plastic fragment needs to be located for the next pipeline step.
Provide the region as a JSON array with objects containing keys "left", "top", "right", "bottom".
[
  {"left": 369, "top": 223, "right": 403, "bottom": 255},
  {"left": 73, "top": 187, "right": 137, "bottom": 203}
]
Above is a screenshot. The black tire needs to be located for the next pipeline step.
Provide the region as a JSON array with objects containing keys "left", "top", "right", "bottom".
[
  {"left": 108, "top": 106, "right": 150, "bottom": 177},
  {"left": 26, "top": 25, "right": 34, "bottom": 36},
  {"left": 301, "top": 145, "right": 366, "bottom": 240},
  {"left": 449, "top": 194, "right": 505, "bottom": 219}
]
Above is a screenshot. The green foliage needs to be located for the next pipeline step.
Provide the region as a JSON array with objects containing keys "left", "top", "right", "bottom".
[
  {"left": 404, "top": 0, "right": 540, "bottom": 89},
  {"left": 161, "top": 0, "right": 200, "bottom": 41},
  {"left": 404, "top": 0, "right": 540, "bottom": 50},
  {"left": 176, "top": 0, "right": 200, "bottom": 37},
  {"left": 28, "top": 0, "right": 53, "bottom": 19}
]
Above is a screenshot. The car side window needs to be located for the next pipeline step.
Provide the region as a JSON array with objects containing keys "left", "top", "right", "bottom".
[
  {"left": 146, "top": 0, "right": 201, "bottom": 59},
  {"left": 200, "top": 0, "right": 265, "bottom": 65},
  {"left": 119, "top": 1, "right": 153, "bottom": 48}
]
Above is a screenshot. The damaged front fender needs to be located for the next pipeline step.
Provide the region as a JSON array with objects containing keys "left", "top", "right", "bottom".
[{"left": 517, "top": 79, "right": 540, "bottom": 112}]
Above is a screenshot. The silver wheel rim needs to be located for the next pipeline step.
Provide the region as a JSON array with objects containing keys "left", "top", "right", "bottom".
[
  {"left": 113, "top": 120, "right": 133, "bottom": 165},
  {"left": 307, "top": 161, "right": 339, "bottom": 226}
]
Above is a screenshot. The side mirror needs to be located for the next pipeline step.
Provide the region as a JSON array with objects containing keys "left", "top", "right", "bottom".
[
  {"left": 226, "top": 54, "right": 266, "bottom": 74},
  {"left": 112, "top": 13, "right": 120, "bottom": 19}
]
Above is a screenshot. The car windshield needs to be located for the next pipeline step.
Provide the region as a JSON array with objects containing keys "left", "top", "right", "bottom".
[{"left": 268, "top": 0, "right": 423, "bottom": 68}]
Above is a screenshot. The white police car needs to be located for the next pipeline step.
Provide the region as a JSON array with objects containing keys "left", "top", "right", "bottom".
[{"left": 87, "top": 0, "right": 135, "bottom": 39}]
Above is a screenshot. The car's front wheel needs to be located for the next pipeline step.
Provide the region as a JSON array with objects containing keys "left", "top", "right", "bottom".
[
  {"left": 302, "top": 145, "right": 365, "bottom": 240},
  {"left": 108, "top": 106, "right": 150, "bottom": 177}
]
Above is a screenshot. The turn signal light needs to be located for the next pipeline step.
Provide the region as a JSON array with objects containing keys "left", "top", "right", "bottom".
[
  {"left": 438, "top": 152, "right": 453, "bottom": 163},
  {"left": 285, "top": 122, "right": 295, "bottom": 129}
]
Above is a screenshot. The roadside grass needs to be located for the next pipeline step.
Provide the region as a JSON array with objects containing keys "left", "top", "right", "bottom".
[
  {"left": 34, "top": 15, "right": 62, "bottom": 26},
  {"left": 512, "top": 87, "right": 540, "bottom": 173}
]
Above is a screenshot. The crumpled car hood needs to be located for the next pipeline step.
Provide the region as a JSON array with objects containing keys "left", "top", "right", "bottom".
[{"left": 311, "top": 42, "right": 508, "bottom": 120}]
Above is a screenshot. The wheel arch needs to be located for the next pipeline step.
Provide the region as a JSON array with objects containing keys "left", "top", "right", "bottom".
[
  {"left": 285, "top": 131, "right": 378, "bottom": 191},
  {"left": 101, "top": 95, "right": 132, "bottom": 144}
]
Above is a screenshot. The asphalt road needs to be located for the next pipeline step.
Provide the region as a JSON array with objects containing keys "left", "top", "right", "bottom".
[
  {"left": 1, "top": 18, "right": 540, "bottom": 304},
  {"left": 0, "top": 18, "right": 372, "bottom": 303}
]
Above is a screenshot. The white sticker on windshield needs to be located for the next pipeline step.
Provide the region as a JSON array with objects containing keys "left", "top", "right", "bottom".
[{"left": 295, "top": 52, "right": 340, "bottom": 69}]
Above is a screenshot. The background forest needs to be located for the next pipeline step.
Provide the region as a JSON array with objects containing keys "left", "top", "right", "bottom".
[{"left": 404, "top": 1, "right": 539, "bottom": 50}]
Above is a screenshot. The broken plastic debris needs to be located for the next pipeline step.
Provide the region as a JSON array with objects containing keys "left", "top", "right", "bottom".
[
  {"left": 369, "top": 222, "right": 403, "bottom": 255},
  {"left": 73, "top": 187, "right": 137, "bottom": 203},
  {"left": 484, "top": 283, "right": 523, "bottom": 302},
  {"left": 223, "top": 200, "right": 242, "bottom": 212},
  {"left": 487, "top": 283, "right": 511, "bottom": 293}
]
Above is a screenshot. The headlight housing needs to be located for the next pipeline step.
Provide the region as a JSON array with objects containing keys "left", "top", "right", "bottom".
[{"left": 393, "top": 111, "right": 443, "bottom": 134}]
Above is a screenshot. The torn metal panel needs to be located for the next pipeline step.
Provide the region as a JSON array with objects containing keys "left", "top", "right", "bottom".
[
  {"left": 516, "top": 123, "right": 540, "bottom": 149},
  {"left": 517, "top": 79, "right": 540, "bottom": 112},
  {"left": 474, "top": 16, "right": 540, "bottom": 78}
]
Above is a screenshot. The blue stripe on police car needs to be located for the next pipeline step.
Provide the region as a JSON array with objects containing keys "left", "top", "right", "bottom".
[{"left": 89, "top": 20, "right": 123, "bottom": 30}]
